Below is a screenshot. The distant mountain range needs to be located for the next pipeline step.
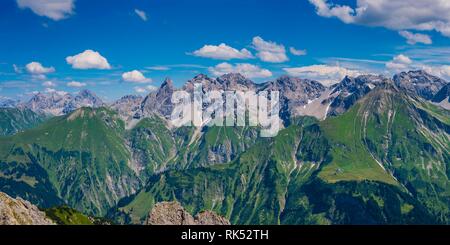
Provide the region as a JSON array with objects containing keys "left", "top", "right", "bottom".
[
  {"left": 0, "top": 70, "right": 449, "bottom": 225},
  {"left": 22, "top": 89, "right": 105, "bottom": 116}
]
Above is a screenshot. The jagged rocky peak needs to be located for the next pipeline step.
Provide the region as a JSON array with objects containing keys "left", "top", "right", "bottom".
[
  {"left": 25, "top": 90, "right": 73, "bottom": 116},
  {"left": 263, "top": 75, "right": 326, "bottom": 93},
  {"left": 216, "top": 73, "right": 256, "bottom": 91},
  {"left": 160, "top": 77, "right": 174, "bottom": 89},
  {"left": 184, "top": 73, "right": 256, "bottom": 92},
  {"left": 0, "top": 97, "right": 20, "bottom": 108},
  {"left": 331, "top": 74, "right": 389, "bottom": 94},
  {"left": 432, "top": 83, "right": 450, "bottom": 109},
  {"left": 432, "top": 83, "right": 450, "bottom": 103},
  {"left": 64, "top": 89, "right": 105, "bottom": 114},
  {"left": 249, "top": 75, "right": 328, "bottom": 123},
  {"left": 393, "top": 70, "right": 447, "bottom": 100},
  {"left": 23, "top": 89, "right": 104, "bottom": 116},
  {"left": 183, "top": 73, "right": 222, "bottom": 92},
  {"left": 145, "top": 201, "right": 230, "bottom": 225},
  {"left": 113, "top": 94, "right": 143, "bottom": 103},
  {"left": 76, "top": 89, "right": 104, "bottom": 104},
  {"left": 140, "top": 78, "right": 176, "bottom": 118},
  {"left": 111, "top": 94, "right": 143, "bottom": 108},
  {"left": 111, "top": 95, "right": 144, "bottom": 122},
  {"left": 0, "top": 192, "right": 55, "bottom": 225},
  {"left": 325, "top": 75, "right": 391, "bottom": 117}
]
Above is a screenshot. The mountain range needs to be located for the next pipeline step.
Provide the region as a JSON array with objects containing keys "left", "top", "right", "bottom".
[{"left": 0, "top": 70, "right": 448, "bottom": 224}]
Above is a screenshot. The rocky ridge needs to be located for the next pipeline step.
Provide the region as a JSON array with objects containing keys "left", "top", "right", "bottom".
[
  {"left": 23, "top": 89, "right": 104, "bottom": 116},
  {"left": 145, "top": 201, "right": 230, "bottom": 225},
  {"left": 0, "top": 192, "right": 54, "bottom": 225}
]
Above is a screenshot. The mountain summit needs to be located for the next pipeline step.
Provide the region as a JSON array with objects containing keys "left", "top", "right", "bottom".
[{"left": 24, "top": 90, "right": 104, "bottom": 116}]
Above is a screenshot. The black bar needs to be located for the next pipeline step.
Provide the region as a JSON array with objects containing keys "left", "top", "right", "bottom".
[{"left": 0, "top": 225, "right": 449, "bottom": 244}]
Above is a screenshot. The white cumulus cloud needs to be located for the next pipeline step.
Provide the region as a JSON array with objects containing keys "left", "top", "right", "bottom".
[
  {"left": 44, "top": 88, "right": 67, "bottom": 96},
  {"left": 208, "top": 62, "right": 272, "bottom": 78},
  {"left": 252, "top": 36, "right": 288, "bottom": 63},
  {"left": 386, "top": 54, "right": 413, "bottom": 71},
  {"left": 309, "top": 0, "right": 450, "bottom": 37},
  {"left": 26, "top": 62, "right": 55, "bottom": 74},
  {"left": 399, "top": 31, "right": 432, "bottom": 45},
  {"left": 289, "top": 47, "right": 307, "bottom": 56},
  {"left": 283, "top": 64, "right": 361, "bottom": 86},
  {"left": 42, "top": 81, "right": 56, "bottom": 87},
  {"left": 17, "top": 0, "right": 75, "bottom": 21},
  {"left": 419, "top": 65, "right": 450, "bottom": 80},
  {"left": 122, "top": 70, "right": 152, "bottom": 83},
  {"left": 66, "top": 50, "right": 111, "bottom": 70},
  {"left": 134, "top": 85, "right": 158, "bottom": 94},
  {"left": 67, "top": 81, "right": 87, "bottom": 87},
  {"left": 192, "top": 43, "right": 253, "bottom": 60},
  {"left": 134, "top": 9, "right": 147, "bottom": 21}
]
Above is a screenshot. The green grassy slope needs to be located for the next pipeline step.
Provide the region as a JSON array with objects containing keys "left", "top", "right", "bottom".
[
  {"left": 109, "top": 120, "right": 313, "bottom": 224},
  {"left": 0, "top": 108, "right": 46, "bottom": 136},
  {"left": 109, "top": 85, "right": 449, "bottom": 224},
  {"left": 0, "top": 107, "right": 140, "bottom": 216}
]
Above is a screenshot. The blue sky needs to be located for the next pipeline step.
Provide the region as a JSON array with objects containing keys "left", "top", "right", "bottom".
[{"left": 1, "top": 0, "right": 450, "bottom": 102}]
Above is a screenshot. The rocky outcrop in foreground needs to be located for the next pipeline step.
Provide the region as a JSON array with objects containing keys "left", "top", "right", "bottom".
[
  {"left": 0, "top": 192, "right": 54, "bottom": 225},
  {"left": 145, "top": 201, "right": 230, "bottom": 225}
]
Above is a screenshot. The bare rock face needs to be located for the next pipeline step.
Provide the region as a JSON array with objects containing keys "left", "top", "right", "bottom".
[
  {"left": 327, "top": 75, "right": 389, "bottom": 117},
  {"left": 23, "top": 89, "right": 104, "bottom": 116},
  {"left": 141, "top": 78, "right": 175, "bottom": 119},
  {"left": 194, "top": 210, "right": 230, "bottom": 225},
  {"left": 145, "top": 201, "right": 196, "bottom": 225},
  {"left": 432, "top": 83, "right": 450, "bottom": 110},
  {"left": 110, "top": 95, "right": 143, "bottom": 122},
  {"left": 260, "top": 76, "right": 326, "bottom": 122},
  {"left": 145, "top": 201, "right": 230, "bottom": 225},
  {"left": 393, "top": 70, "right": 447, "bottom": 100},
  {"left": 0, "top": 192, "right": 55, "bottom": 225}
]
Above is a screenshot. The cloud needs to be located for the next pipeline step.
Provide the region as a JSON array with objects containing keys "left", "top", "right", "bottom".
[
  {"left": 44, "top": 88, "right": 68, "bottom": 96},
  {"left": 308, "top": 0, "right": 355, "bottom": 24},
  {"left": 402, "top": 47, "right": 450, "bottom": 64},
  {"left": 283, "top": 64, "right": 361, "bottom": 86},
  {"left": 134, "top": 87, "right": 147, "bottom": 93},
  {"left": 134, "top": 9, "right": 147, "bottom": 21},
  {"left": 319, "top": 57, "right": 386, "bottom": 74},
  {"left": 122, "top": 70, "right": 152, "bottom": 83},
  {"left": 252, "top": 36, "right": 288, "bottom": 63},
  {"left": 25, "top": 91, "right": 40, "bottom": 96},
  {"left": 385, "top": 54, "right": 413, "bottom": 71},
  {"left": 67, "top": 81, "right": 87, "bottom": 87},
  {"left": 13, "top": 64, "right": 22, "bottom": 73},
  {"left": 416, "top": 65, "right": 450, "bottom": 80},
  {"left": 208, "top": 62, "right": 272, "bottom": 78},
  {"left": 191, "top": 43, "right": 254, "bottom": 60},
  {"left": 308, "top": 0, "right": 450, "bottom": 37},
  {"left": 399, "top": 31, "right": 432, "bottom": 45},
  {"left": 66, "top": 50, "right": 111, "bottom": 70},
  {"left": 17, "top": 0, "right": 75, "bottom": 21},
  {"left": 134, "top": 85, "right": 158, "bottom": 94},
  {"left": 289, "top": 47, "right": 307, "bottom": 56},
  {"left": 26, "top": 62, "right": 55, "bottom": 74},
  {"left": 44, "top": 88, "right": 56, "bottom": 93},
  {"left": 42, "top": 81, "right": 56, "bottom": 87},
  {"left": 147, "top": 66, "right": 170, "bottom": 71}
]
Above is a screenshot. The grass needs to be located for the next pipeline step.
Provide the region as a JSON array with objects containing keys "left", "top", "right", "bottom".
[
  {"left": 318, "top": 104, "right": 398, "bottom": 185},
  {"left": 45, "top": 206, "right": 94, "bottom": 225}
]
